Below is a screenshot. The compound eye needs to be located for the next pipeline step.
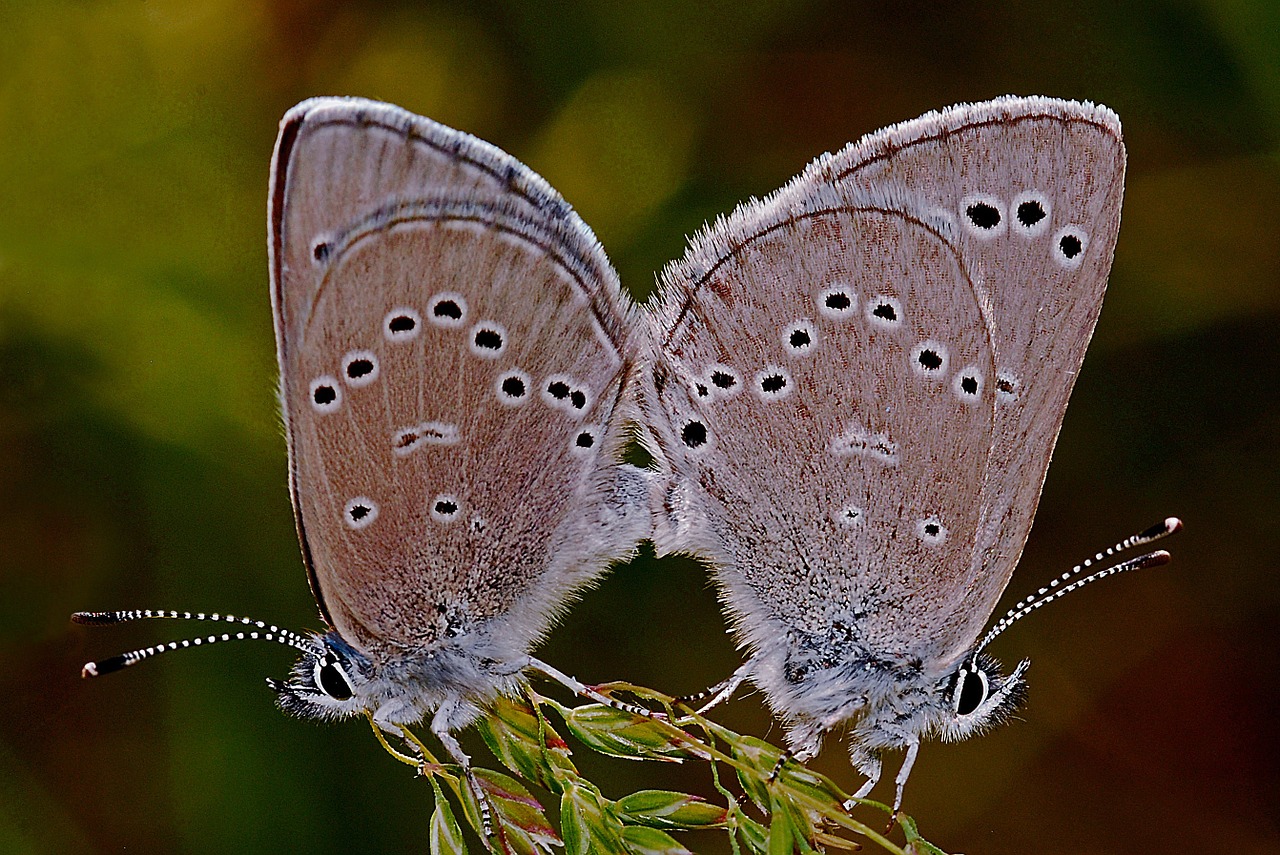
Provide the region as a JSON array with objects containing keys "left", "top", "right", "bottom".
[
  {"left": 316, "top": 659, "right": 353, "bottom": 701},
  {"left": 954, "top": 667, "right": 989, "bottom": 717}
]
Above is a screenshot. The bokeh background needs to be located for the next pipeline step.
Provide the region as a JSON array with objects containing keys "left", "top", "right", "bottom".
[{"left": 3, "top": 2, "right": 1278, "bottom": 853}]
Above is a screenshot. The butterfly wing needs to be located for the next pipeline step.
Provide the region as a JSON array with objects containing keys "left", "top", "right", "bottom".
[
  {"left": 816, "top": 97, "right": 1125, "bottom": 662},
  {"left": 270, "top": 98, "right": 644, "bottom": 661},
  {"left": 645, "top": 180, "right": 1000, "bottom": 674},
  {"left": 645, "top": 97, "right": 1124, "bottom": 677}
]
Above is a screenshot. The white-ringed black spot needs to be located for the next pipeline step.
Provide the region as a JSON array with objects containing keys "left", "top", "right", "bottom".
[
  {"left": 961, "top": 194, "right": 1007, "bottom": 238},
  {"left": 496, "top": 369, "right": 531, "bottom": 406},
  {"left": 1054, "top": 228, "right": 1087, "bottom": 268},
  {"left": 910, "top": 341, "right": 948, "bottom": 377},
  {"left": 952, "top": 367, "right": 983, "bottom": 402},
  {"left": 1051, "top": 226, "right": 1088, "bottom": 269},
  {"left": 916, "top": 517, "right": 947, "bottom": 545},
  {"left": 342, "top": 350, "right": 380, "bottom": 387},
  {"left": 967, "top": 203, "right": 1000, "bottom": 229},
  {"left": 343, "top": 497, "right": 379, "bottom": 530},
  {"left": 431, "top": 495, "right": 461, "bottom": 523},
  {"left": 308, "top": 376, "right": 342, "bottom": 414},
  {"left": 694, "top": 382, "right": 710, "bottom": 398},
  {"left": 783, "top": 320, "right": 816, "bottom": 356},
  {"left": 384, "top": 308, "right": 422, "bottom": 342},
  {"left": 312, "top": 240, "right": 332, "bottom": 263},
  {"left": 866, "top": 295, "right": 903, "bottom": 329},
  {"left": 995, "top": 370, "right": 1019, "bottom": 404},
  {"left": 434, "top": 300, "right": 462, "bottom": 320},
  {"left": 541, "top": 374, "right": 588, "bottom": 415},
  {"left": 469, "top": 322, "right": 507, "bottom": 358},
  {"left": 573, "top": 428, "right": 598, "bottom": 451},
  {"left": 706, "top": 364, "right": 741, "bottom": 399},
  {"left": 427, "top": 292, "right": 468, "bottom": 328},
  {"left": 681, "top": 420, "right": 708, "bottom": 449},
  {"left": 818, "top": 285, "right": 857, "bottom": 320},
  {"left": 755, "top": 367, "right": 792, "bottom": 400},
  {"left": 1011, "top": 190, "right": 1052, "bottom": 237}
]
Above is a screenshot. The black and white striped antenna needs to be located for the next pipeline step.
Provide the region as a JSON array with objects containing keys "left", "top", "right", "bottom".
[
  {"left": 72, "top": 610, "right": 316, "bottom": 678},
  {"left": 976, "top": 517, "right": 1183, "bottom": 654}
]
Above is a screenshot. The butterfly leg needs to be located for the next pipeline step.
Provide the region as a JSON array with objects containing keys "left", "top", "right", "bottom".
[
  {"left": 769, "top": 713, "right": 839, "bottom": 781},
  {"left": 526, "top": 656, "right": 657, "bottom": 718},
  {"left": 368, "top": 700, "right": 430, "bottom": 765},
  {"left": 676, "top": 662, "right": 751, "bottom": 715},
  {"left": 843, "top": 747, "right": 882, "bottom": 811},
  {"left": 890, "top": 738, "right": 920, "bottom": 817},
  {"left": 767, "top": 745, "right": 817, "bottom": 784},
  {"left": 430, "top": 699, "right": 497, "bottom": 842}
]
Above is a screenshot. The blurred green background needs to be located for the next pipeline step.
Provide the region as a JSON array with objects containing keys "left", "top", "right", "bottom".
[{"left": 3, "top": 1, "right": 1278, "bottom": 853}]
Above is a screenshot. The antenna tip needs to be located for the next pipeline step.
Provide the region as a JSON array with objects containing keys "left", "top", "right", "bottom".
[
  {"left": 81, "top": 654, "right": 129, "bottom": 677},
  {"left": 1138, "top": 517, "right": 1183, "bottom": 541},
  {"left": 1140, "top": 549, "right": 1173, "bottom": 568}
]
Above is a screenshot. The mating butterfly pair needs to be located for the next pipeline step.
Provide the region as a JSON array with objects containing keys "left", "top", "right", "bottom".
[{"left": 76, "top": 96, "right": 1177, "bottom": 816}]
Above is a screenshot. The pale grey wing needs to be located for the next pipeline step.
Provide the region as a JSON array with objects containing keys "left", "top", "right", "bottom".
[
  {"left": 644, "top": 182, "right": 997, "bottom": 669},
  {"left": 270, "top": 99, "right": 643, "bottom": 660},
  {"left": 807, "top": 96, "right": 1125, "bottom": 665}
]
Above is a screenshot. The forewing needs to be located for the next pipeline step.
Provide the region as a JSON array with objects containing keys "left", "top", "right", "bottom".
[
  {"left": 815, "top": 97, "right": 1126, "bottom": 661},
  {"left": 270, "top": 99, "right": 642, "bottom": 658}
]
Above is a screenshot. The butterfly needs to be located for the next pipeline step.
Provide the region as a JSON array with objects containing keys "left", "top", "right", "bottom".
[
  {"left": 76, "top": 97, "right": 653, "bottom": 780},
  {"left": 639, "top": 95, "right": 1175, "bottom": 811}
]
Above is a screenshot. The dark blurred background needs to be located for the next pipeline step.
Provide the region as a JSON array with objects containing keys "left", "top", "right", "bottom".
[{"left": 3, "top": 2, "right": 1278, "bottom": 853}]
